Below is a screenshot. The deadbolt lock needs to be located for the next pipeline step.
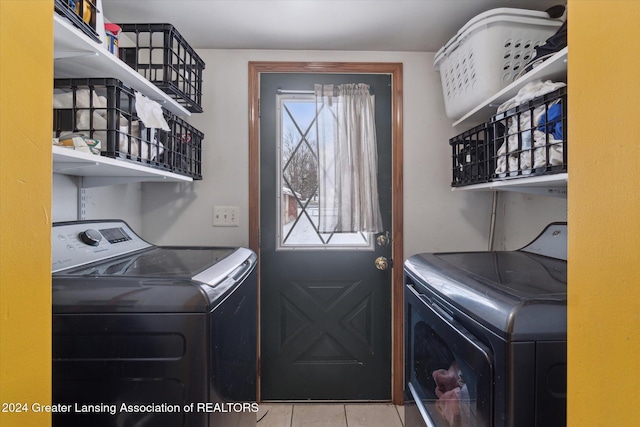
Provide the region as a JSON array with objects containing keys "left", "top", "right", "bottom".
[{"left": 376, "top": 231, "right": 391, "bottom": 247}]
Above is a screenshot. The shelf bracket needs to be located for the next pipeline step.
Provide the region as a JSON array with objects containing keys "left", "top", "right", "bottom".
[{"left": 77, "top": 177, "right": 86, "bottom": 220}]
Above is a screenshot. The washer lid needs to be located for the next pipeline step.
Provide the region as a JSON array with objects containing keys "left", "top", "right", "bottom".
[
  {"left": 52, "top": 247, "right": 256, "bottom": 313},
  {"left": 62, "top": 246, "right": 237, "bottom": 278}
]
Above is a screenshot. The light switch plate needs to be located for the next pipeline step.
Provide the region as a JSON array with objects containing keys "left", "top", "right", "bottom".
[{"left": 213, "top": 206, "right": 239, "bottom": 227}]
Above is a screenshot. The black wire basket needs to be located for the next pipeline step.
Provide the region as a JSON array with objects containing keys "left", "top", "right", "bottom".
[
  {"left": 449, "top": 123, "right": 494, "bottom": 187},
  {"left": 491, "top": 86, "right": 568, "bottom": 180},
  {"left": 54, "top": 0, "right": 101, "bottom": 43},
  {"left": 118, "top": 23, "right": 206, "bottom": 113}
]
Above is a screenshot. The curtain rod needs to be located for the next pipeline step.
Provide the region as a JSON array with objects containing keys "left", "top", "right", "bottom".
[
  {"left": 277, "top": 87, "right": 373, "bottom": 95},
  {"left": 277, "top": 89, "right": 315, "bottom": 94}
]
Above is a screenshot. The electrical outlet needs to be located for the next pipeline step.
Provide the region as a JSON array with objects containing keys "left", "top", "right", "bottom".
[{"left": 213, "top": 206, "right": 239, "bottom": 227}]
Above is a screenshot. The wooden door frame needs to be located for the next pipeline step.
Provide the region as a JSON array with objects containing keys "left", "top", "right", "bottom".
[{"left": 248, "top": 61, "right": 403, "bottom": 404}]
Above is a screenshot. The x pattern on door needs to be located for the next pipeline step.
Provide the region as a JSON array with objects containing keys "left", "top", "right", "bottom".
[{"left": 279, "top": 278, "right": 375, "bottom": 365}]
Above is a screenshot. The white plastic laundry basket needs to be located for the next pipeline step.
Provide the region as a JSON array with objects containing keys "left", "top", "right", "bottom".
[{"left": 434, "top": 8, "right": 563, "bottom": 119}]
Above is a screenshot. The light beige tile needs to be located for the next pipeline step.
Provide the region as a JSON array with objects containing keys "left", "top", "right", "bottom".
[
  {"left": 257, "top": 403, "right": 293, "bottom": 427},
  {"left": 344, "top": 404, "right": 403, "bottom": 427},
  {"left": 395, "top": 405, "right": 405, "bottom": 426},
  {"left": 291, "top": 404, "right": 347, "bottom": 427}
]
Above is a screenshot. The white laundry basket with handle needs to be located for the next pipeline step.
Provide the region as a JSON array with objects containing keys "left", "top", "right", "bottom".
[{"left": 434, "top": 8, "right": 563, "bottom": 120}]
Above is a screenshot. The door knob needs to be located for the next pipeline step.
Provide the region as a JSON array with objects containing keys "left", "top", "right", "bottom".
[{"left": 375, "top": 256, "right": 390, "bottom": 271}]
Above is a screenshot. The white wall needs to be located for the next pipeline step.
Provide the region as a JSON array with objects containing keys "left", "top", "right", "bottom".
[
  {"left": 51, "top": 48, "right": 566, "bottom": 255},
  {"left": 52, "top": 174, "right": 143, "bottom": 232},
  {"left": 494, "top": 192, "right": 567, "bottom": 250},
  {"left": 140, "top": 48, "right": 512, "bottom": 256}
]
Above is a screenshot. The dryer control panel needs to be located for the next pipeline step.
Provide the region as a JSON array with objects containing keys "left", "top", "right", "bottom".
[{"left": 52, "top": 220, "right": 152, "bottom": 273}]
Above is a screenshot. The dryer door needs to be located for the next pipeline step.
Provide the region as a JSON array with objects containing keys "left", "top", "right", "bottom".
[{"left": 405, "top": 283, "right": 493, "bottom": 427}]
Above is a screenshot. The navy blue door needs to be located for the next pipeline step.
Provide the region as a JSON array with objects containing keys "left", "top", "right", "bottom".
[{"left": 260, "top": 73, "right": 393, "bottom": 400}]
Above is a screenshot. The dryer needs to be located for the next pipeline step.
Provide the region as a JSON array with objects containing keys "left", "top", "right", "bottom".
[{"left": 404, "top": 223, "right": 567, "bottom": 427}]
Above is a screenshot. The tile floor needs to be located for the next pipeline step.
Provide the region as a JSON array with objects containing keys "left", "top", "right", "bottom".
[{"left": 257, "top": 403, "right": 404, "bottom": 427}]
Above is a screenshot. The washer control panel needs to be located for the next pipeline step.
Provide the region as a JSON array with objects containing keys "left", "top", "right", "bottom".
[{"left": 52, "top": 220, "right": 152, "bottom": 273}]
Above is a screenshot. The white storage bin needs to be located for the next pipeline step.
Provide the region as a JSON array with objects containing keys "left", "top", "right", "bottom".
[{"left": 434, "top": 8, "right": 563, "bottom": 119}]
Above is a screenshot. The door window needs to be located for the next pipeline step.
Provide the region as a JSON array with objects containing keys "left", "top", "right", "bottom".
[{"left": 276, "top": 94, "right": 372, "bottom": 250}]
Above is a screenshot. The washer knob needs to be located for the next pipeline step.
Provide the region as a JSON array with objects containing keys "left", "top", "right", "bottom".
[{"left": 79, "top": 229, "right": 102, "bottom": 246}]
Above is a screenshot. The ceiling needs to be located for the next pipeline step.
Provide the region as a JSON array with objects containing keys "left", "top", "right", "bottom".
[{"left": 101, "top": 0, "right": 563, "bottom": 52}]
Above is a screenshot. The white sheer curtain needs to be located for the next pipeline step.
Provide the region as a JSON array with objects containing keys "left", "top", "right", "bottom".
[{"left": 315, "top": 83, "right": 383, "bottom": 234}]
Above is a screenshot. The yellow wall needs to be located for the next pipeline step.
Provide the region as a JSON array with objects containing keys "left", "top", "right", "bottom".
[
  {"left": 0, "top": 1, "right": 53, "bottom": 426},
  {"left": 568, "top": 1, "right": 640, "bottom": 425}
]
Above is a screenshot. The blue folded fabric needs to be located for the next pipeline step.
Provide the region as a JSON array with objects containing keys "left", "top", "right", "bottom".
[{"left": 538, "top": 103, "right": 563, "bottom": 140}]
